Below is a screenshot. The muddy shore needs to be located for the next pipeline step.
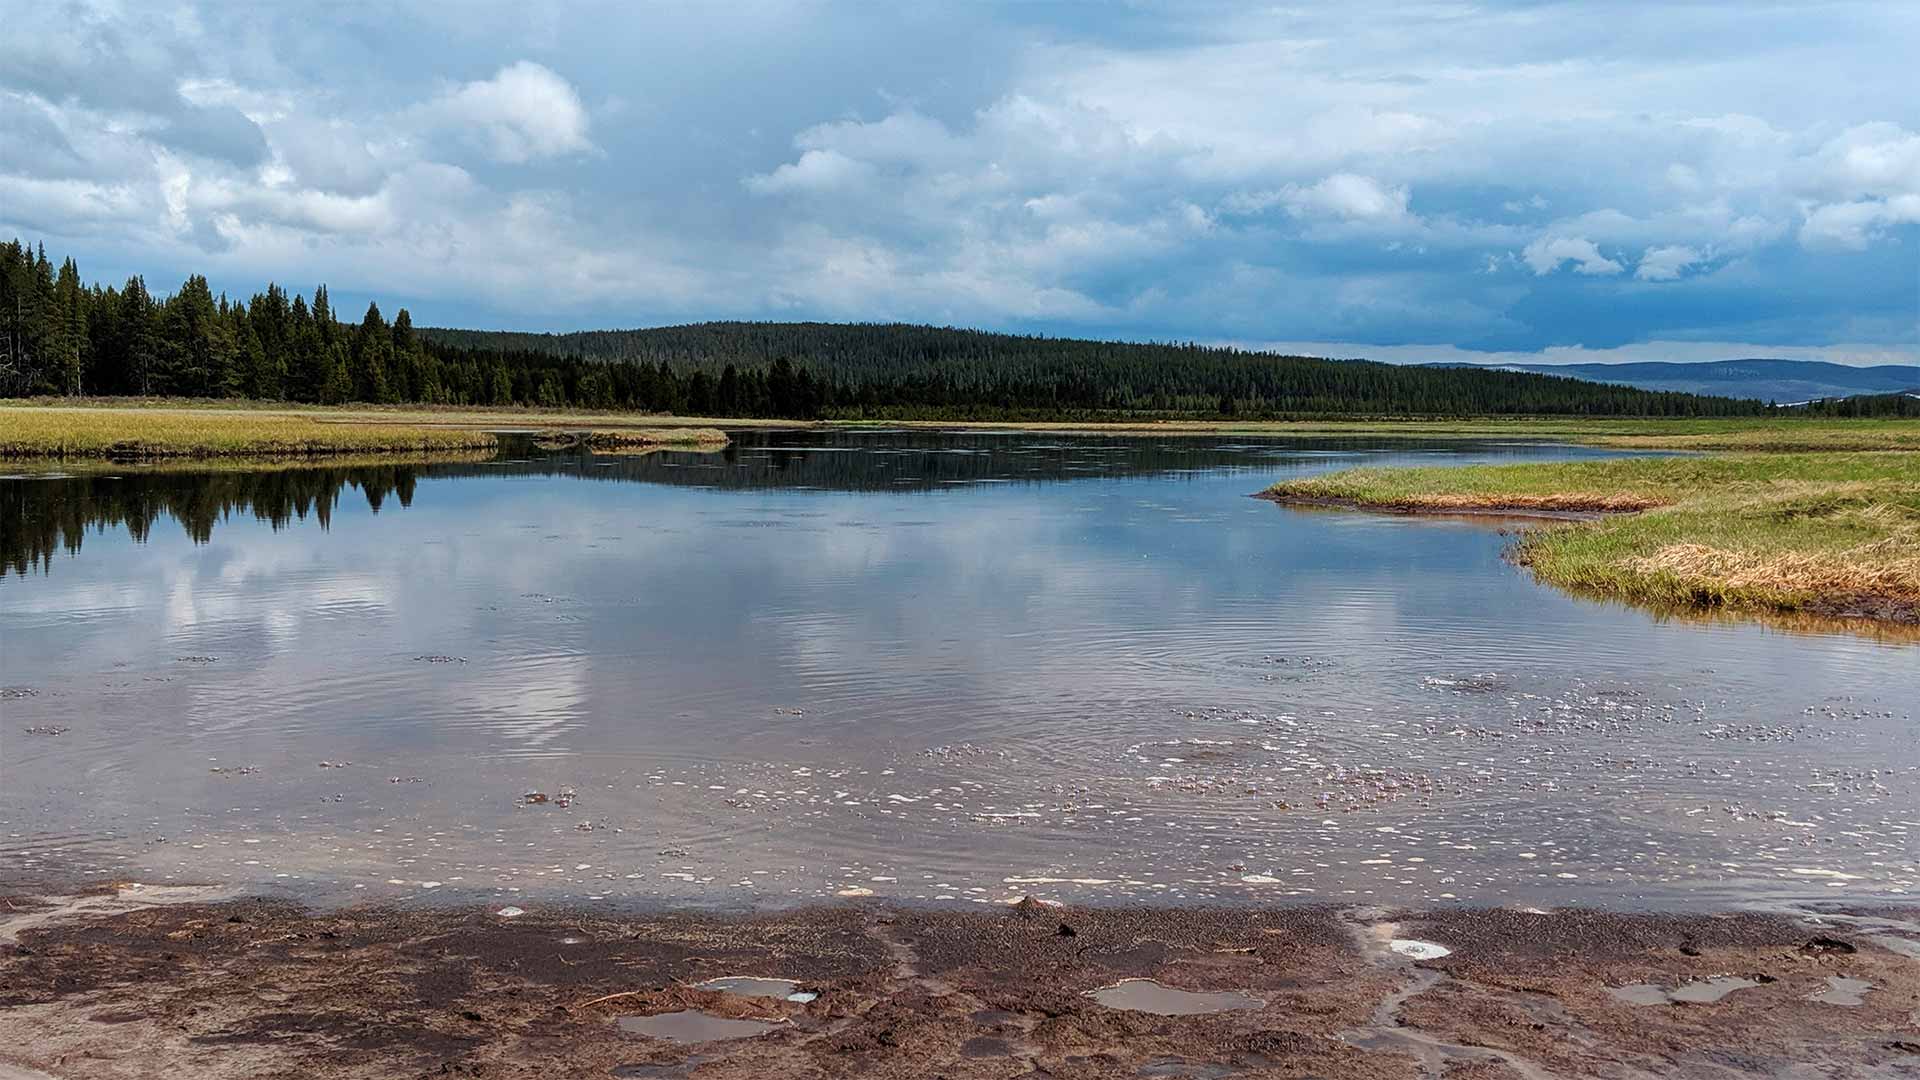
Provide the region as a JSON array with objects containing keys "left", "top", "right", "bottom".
[{"left": 2, "top": 884, "right": 1915, "bottom": 1079}]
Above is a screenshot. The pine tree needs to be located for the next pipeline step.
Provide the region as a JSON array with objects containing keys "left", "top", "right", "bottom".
[
  {"left": 119, "top": 277, "right": 159, "bottom": 396},
  {"left": 350, "top": 301, "right": 393, "bottom": 403},
  {"left": 51, "top": 258, "right": 86, "bottom": 395},
  {"left": 287, "top": 294, "right": 324, "bottom": 402}
]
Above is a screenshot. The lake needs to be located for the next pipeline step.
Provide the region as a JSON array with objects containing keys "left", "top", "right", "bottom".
[{"left": 2, "top": 430, "right": 1913, "bottom": 910}]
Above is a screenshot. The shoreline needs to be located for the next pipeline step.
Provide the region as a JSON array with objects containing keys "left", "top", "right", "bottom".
[
  {"left": 7, "top": 400, "right": 1920, "bottom": 456},
  {"left": 2, "top": 882, "right": 1916, "bottom": 1079},
  {"left": 1260, "top": 452, "right": 1920, "bottom": 631},
  {"left": 1254, "top": 490, "right": 1612, "bottom": 522}
]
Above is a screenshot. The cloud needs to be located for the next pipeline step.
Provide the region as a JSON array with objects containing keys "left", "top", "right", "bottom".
[
  {"left": 744, "top": 149, "right": 873, "bottom": 195},
  {"left": 1226, "top": 173, "right": 1412, "bottom": 223},
  {"left": 1635, "top": 244, "right": 1704, "bottom": 281},
  {"left": 1521, "top": 236, "right": 1624, "bottom": 277},
  {"left": 0, "top": 2, "right": 1916, "bottom": 354},
  {"left": 1799, "top": 195, "right": 1920, "bottom": 251},
  {"left": 161, "top": 103, "right": 270, "bottom": 166},
  {"left": 415, "top": 61, "right": 594, "bottom": 164}
]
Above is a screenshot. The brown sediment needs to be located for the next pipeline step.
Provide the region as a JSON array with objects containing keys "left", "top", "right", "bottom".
[{"left": 1, "top": 885, "right": 1915, "bottom": 1080}]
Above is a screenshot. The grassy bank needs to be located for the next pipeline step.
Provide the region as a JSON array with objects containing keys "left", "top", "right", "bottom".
[
  {"left": 1263, "top": 453, "right": 1920, "bottom": 623},
  {"left": 9, "top": 400, "right": 1920, "bottom": 451},
  {"left": 531, "top": 427, "right": 730, "bottom": 450},
  {"left": 1, "top": 404, "right": 499, "bottom": 458}
]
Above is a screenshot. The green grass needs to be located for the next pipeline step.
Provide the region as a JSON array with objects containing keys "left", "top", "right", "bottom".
[
  {"left": 0, "top": 405, "right": 499, "bottom": 458},
  {"left": 1264, "top": 453, "right": 1920, "bottom": 623}
]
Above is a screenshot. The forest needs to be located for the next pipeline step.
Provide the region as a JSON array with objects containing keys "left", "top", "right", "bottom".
[{"left": 0, "top": 237, "right": 1827, "bottom": 420}]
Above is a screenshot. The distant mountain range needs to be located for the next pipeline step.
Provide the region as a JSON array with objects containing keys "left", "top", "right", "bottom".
[{"left": 1425, "top": 359, "right": 1919, "bottom": 403}]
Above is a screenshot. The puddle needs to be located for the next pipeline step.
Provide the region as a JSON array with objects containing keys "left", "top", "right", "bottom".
[
  {"left": 695, "top": 976, "right": 817, "bottom": 1003},
  {"left": 1085, "top": 979, "right": 1264, "bottom": 1015},
  {"left": 1607, "top": 977, "right": 1761, "bottom": 1005},
  {"left": 1810, "top": 976, "right": 1874, "bottom": 1006},
  {"left": 617, "top": 1011, "right": 782, "bottom": 1042},
  {"left": 961, "top": 1036, "right": 1011, "bottom": 1058},
  {"left": 1388, "top": 939, "right": 1452, "bottom": 960}
]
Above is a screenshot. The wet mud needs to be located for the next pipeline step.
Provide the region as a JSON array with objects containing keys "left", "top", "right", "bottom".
[{"left": 1, "top": 885, "right": 1916, "bottom": 1079}]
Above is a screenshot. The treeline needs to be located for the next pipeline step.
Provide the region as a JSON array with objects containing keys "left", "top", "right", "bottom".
[
  {"left": 1788, "top": 393, "right": 1920, "bottom": 418},
  {"left": 4, "top": 238, "right": 1769, "bottom": 418},
  {"left": 424, "top": 323, "right": 1771, "bottom": 418}
]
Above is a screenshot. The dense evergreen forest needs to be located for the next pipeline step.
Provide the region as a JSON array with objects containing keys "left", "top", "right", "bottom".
[
  {"left": 0, "top": 238, "right": 1781, "bottom": 419},
  {"left": 1788, "top": 393, "right": 1920, "bottom": 418}
]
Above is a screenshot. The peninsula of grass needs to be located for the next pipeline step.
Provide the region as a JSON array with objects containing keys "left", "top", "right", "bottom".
[
  {"left": 531, "top": 427, "right": 729, "bottom": 450},
  {"left": 1263, "top": 452, "right": 1920, "bottom": 623},
  {"left": 0, "top": 404, "right": 498, "bottom": 459}
]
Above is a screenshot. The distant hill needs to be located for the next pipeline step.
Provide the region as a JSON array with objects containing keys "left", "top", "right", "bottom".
[
  {"left": 1427, "top": 359, "right": 1918, "bottom": 404},
  {"left": 420, "top": 321, "right": 1768, "bottom": 418}
]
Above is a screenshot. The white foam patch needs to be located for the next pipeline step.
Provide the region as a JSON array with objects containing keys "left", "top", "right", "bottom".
[{"left": 1389, "top": 938, "right": 1452, "bottom": 960}]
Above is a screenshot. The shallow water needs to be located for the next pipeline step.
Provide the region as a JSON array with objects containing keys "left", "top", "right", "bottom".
[
  {"left": 616, "top": 1010, "right": 780, "bottom": 1042},
  {"left": 697, "top": 976, "right": 814, "bottom": 1002},
  {"left": 1086, "top": 978, "right": 1264, "bottom": 1015},
  {"left": 1809, "top": 975, "right": 1874, "bottom": 1005},
  {"left": 2, "top": 430, "right": 1915, "bottom": 909},
  {"left": 1608, "top": 977, "right": 1762, "bottom": 1005}
]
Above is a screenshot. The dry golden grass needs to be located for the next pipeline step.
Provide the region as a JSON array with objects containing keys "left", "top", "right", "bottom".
[
  {"left": 1266, "top": 452, "right": 1920, "bottom": 625},
  {"left": 0, "top": 405, "right": 497, "bottom": 458},
  {"left": 573, "top": 428, "right": 730, "bottom": 448},
  {"left": 1629, "top": 542, "right": 1920, "bottom": 604}
]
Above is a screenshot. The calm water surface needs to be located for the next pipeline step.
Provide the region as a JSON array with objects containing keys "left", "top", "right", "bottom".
[{"left": 1, "top": 431, "right": 1914, "bottom": 910}]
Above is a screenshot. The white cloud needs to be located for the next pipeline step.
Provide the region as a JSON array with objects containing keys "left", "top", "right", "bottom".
[
  {"left": 1799, "top": 195, "right": 1920, "bottom": 251},
  {"left": 1635, "top": 244, "right": 1704, "bottom": 281},
  {"left": 744, "top": 149, "right": 873, "bottom": 195},
  {"left": 1521, "top": 236, "right": 1624, "bottom": 276},
  {"left": 415, "top": 61, "right": 593, "bottom": 164},
  {"left": 1230, "top": 173, "right": 1412, "bottom": 223},
  {"left": 1, "top": 2, "right": 1917, "bottom": 348},
  {"left": 1792, "top": 123, "right": 1920, "bottom": 251}
]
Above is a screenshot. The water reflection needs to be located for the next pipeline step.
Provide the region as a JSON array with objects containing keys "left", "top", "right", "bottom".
[
  {"left": 4, "top": 431, "right": 1462, "bottom": 578},
  {"left": 1, "top": 431, "right": 1914, "bottom": 910}
]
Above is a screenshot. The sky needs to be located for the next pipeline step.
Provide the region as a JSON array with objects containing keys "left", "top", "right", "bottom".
[{"left": 2, "top": 1, "right": 1917, "bottom": 367}]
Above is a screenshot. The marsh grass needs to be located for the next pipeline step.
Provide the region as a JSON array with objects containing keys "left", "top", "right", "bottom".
[
  {"left": 1, "top": 405, "right": 498, "bottom": 458},
  {"left": 1265, "top": 453, "right": 1920, "bottom": 621},
  {"left": 533, "top": 427, "right": 730, "bottom": 450},
  {"left": 9, "top": 399, "right": 1920, "bottom": 450}
]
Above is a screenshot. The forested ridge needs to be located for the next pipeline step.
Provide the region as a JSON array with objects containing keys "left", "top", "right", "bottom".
[{"left": 2, "top": 238, "right": 1776, "bottom": 419}]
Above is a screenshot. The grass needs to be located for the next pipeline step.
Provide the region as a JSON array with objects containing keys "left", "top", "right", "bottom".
[
  {"left": 1264, "top": 452, "right": 1920, "bottom": 623},
  {"left": 1, "top": 404, "right": 498, "bottom": 458},
  {"left": 532, "top": 428, "right": 730, "bottom": 450},
  {"left": 8, "top": 399, "right": 1920, "bottom": 451}
]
